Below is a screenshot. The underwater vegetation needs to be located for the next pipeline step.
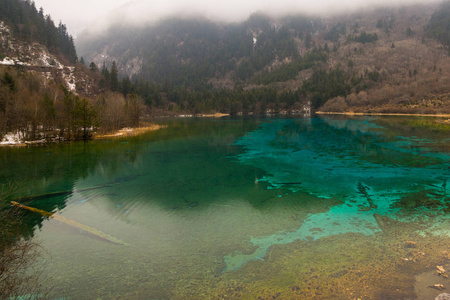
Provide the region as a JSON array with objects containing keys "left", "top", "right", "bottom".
[{"left": 3, "top": 117, "right": 450, "bottom": 299}]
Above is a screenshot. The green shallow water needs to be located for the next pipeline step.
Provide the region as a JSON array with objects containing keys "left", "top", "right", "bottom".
[{"left": 3, "top": 116, "right": 450, "bottom": 299}]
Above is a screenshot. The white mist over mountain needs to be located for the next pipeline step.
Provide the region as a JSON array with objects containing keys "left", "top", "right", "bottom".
[{"left": 34, "top": 0, "right": 438, "bottom": 36}]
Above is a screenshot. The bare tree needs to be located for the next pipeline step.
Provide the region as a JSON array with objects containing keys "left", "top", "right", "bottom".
[{"left": 0, "top": 185, "right": 51, "bottom": 299}]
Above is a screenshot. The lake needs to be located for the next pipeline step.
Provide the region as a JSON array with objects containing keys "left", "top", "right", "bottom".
[{"left": 2, "top": 116, "right": 450, "bottom": 299}]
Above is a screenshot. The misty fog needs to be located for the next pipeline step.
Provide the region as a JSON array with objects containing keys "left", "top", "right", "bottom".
[{"left": 34, "top": 0, "right": 440, "bottom": 36}]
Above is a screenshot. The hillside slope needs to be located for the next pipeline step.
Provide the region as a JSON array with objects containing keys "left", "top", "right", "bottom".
[
  {"left": 0, "top": 0, "right": 124, "bottom": 143},
  {"left": 0, "top": 0, "right": 101, "bottom": 96},
  {"left": 77, "top": 2, "right": 450, "bottom": 114}
]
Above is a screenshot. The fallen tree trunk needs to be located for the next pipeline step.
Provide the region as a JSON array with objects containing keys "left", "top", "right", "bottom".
[{"left": 11, "top": 201, "right": 129, "bottom": 246}]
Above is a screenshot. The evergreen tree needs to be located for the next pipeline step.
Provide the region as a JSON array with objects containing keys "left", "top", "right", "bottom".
[
  {"left": 71, "top": 98, "right": 99, "bottom": 140},
  {"left": 121, "top": 77, "right": 133, "bottom": 95},
  {"left": 101, "top": 62, "right": 109, "bottom": 80},
  {"left": 305, "top": 32, "right": 312, "bottom": 48},
  {"left": 89, "top": 62, "right": 98, "bottom": 72},
  {"left": 100, "top": 62, "right": 110, "bottom": 89},
  {"left": 1, "top": 72, "right": 16, "bottom": 92},
  {"left": 110, "top": 61, "right": 119, "bottom": 92}
]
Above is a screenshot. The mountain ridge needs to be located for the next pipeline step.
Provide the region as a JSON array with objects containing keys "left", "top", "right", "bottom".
[{"left": 76, "top": 1, "right": 450, "bottom": 114}]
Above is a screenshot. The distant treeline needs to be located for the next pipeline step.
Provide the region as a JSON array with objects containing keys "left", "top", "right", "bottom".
[
  {"left": 0, "top": 0, "right": 77, "bottom": 63},
  {"left": 93, "top": 54, "right": 383, "bottom": 114},
  {"left": 79, "top": 11, "right": 390, "bottom": 113}
]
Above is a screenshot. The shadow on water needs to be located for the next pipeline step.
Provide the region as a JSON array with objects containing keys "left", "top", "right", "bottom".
[{"left": 0, "top": 118, "right": 271, "bottom": 234}]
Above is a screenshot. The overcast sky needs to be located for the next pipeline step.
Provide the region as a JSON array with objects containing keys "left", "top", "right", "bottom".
[{"left": 33, "top": 0, "right": 437, "bottom": 37}]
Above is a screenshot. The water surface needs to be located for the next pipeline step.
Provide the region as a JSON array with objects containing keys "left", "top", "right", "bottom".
[{"left": 3, "top": 116, "right": 450, "bottom": 299}]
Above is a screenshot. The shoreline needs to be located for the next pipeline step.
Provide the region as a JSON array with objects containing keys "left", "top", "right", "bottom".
[
  {"left": 93, "top": 124, "right": 166, "bottom": 139},
  {"left": 0, "top": 124, "right": 166, "bottom": 147},
  {"left": 199, "top": 113, "right": 230, "bottom": 118},
  {"left": 3, "top": 112, "right": 450, "bottom": 147},
  {"left": 316, "top": 111, "right": 450, "bottom": 118},
  {"left": 175, "top": 112, "right": 230, "bottom": 118}
]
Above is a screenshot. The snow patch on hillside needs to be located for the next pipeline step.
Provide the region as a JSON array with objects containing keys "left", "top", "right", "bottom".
[
  {"left": 0, "top": 132, "right": 23, "bottom": 145},
  {"left": 0, "top": 21, "right": 10, "bottom": 41},
  {"left": 0, "top": 21, "right": 10, "bottom": 33},
  {"left": 0, "top": 21, "right": 77, "bottom": 92},
  {"left": 125, "top": 57, "right": 143, "bottom": 77},
  {"left": 0, "top": 57, "right": 15, "bottom": 65},
  {"left": 62, "top": 66, "right": 77, "bottom": 91}
]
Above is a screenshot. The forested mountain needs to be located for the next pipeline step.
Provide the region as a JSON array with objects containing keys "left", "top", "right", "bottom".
[
  {"left": 426, "top": 1, "right": 450, "bottom": 47},
  {"left": 0, "top": 0, "right": 134, "bottom": 142},
  {"left": 0, "top": 0, "right": 102, "bottom": 98},
  {"left": 2, "top": 0, "right": 450, "bottom": 119},
  {"left": 77, "top": 1, "right": 450, "bottom": 114},
  {"left": 78, "top": 14, "right": 322, "bottom": 90},
  {"left": 0, "top": 0, "right": 77, "bottom": 63}
]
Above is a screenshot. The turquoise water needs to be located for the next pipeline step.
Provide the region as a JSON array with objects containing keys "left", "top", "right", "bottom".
[
  {"left": 3, "top": 116, "right": 450, "bottom": 299},
  {"left": 225, "top": 117, "right": 450, "bottom": 272}
]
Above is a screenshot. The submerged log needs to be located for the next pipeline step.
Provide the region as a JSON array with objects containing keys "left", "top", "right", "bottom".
[
  {"left": 373, "top": 213, "right": 390, "bottom": 234},
  {"left": 357, "top": 181, "right": 378, "bottom": 209},
  {"left": 11, "top": 201, "right": 129, "bottom": 246},
  {"left": 373, "top": 213, "right": 406, "bottom": 235},
  {"left": 13, "top": 190, "right": 73, "bottom": 202},
  {"left": 11, "top": 175, "right": 142, "bottom": 203},
  {"left": 10, "top": 183, "right": 116, "bottom": 202}
]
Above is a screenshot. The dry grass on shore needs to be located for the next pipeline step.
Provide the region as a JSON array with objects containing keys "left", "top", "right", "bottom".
[
  {"left": 93, "top": 124, "right": 166, "bottom": 140},
  {"left": 316, "top": 111, "right": 450, "bottom": 118}
]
